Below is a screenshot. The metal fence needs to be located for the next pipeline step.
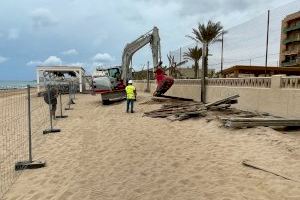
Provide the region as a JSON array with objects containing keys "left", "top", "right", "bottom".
[
  {"left": 169, "top": 0, "right": 300, "bottom": 75},
  {"left": 0, "top": 80, "right": 77, "bottom": 198}
]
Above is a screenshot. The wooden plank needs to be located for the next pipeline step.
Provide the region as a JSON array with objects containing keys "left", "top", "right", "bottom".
[
  {"left": 226, "top": 118, "right": 300, "bottom": 122},
  {"left": 205, "top": 94, "right": 240, "bottom": 108},
  {"left": 225, "top": 118, "right": 300, "bottom": 128},
  {"left": 242, "top": 160, "right": 300, "bottom": 182},
  {"left": 209, "top": 104, "right": 231, "bottom": 111}
]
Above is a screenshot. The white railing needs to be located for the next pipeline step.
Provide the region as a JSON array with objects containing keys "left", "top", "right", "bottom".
[
  {"left": 207, "top": 78, "right": 271, "bottom": 88},
  {"left": 173, "top": 79, "right": 201, "bottom": 85},
  {"left": 281, "top": 77, "right": 300, "bottom": 88},
  {"left": 134, "top": 78, "right": 272, "bottom": 88}
]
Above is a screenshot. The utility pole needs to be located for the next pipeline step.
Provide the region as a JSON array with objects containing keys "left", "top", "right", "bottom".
[
  {"left": 179, "top": 47, "right": 182, "bottom": 64},
  {"left": 265, "top": 10, "right": 270, "bottom": 77},
  {"left": 220, "top": 31, "right": 224, "bottom": 77},
  {"left": 145, "top": 61, "right": 150, "bottom": 92}
]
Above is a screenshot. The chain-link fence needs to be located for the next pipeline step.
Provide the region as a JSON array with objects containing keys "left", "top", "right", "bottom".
[
  {"left": 169, "top": 0, "right": 300, "bottom": 77},
  {"left": 0, "top": 79, "right": 77, "bottom": 198}
]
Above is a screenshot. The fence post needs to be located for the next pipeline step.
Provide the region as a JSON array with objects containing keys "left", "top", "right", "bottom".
[
  {"left": 65, "top": 82, "right": 74, "bottom": 110},
  {"left": 71, "top": 81, "right": 76, "bottom": 101},
  {"left": 43, "top": 84, "right": 61, "bottom": 134},
  {"left": 15, "top": 85, "right": 46, "bottom": 170},
  {"left": 56, "top": 84, "right": 68, "bottom": 119}
]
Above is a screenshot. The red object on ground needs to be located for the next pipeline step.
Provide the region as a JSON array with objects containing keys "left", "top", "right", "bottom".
[{"left": 154, "top": 67, "right": 174, "bottom": 96}]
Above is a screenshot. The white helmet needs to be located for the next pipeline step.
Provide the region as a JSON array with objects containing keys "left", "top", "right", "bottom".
[{"left": 128, "top": 80, "right": 133, "bottom": 84}]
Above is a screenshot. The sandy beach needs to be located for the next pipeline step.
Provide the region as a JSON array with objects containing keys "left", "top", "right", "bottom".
[{"left": 2, "top": 92, "right": 300, "bottom": 200}]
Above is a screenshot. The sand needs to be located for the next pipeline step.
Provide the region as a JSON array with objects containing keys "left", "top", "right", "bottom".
[{"left": 2, "top": 93, "right": 300, "bottom": 200}]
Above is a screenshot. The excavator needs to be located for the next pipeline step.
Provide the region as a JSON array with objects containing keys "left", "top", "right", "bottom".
[{"left": 92, "top": 27, "right": 174, "bottom": 104}]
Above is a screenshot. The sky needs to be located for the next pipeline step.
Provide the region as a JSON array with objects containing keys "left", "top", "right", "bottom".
[{"left": 0, "top": 0, "right": 297, "bottom": 80}]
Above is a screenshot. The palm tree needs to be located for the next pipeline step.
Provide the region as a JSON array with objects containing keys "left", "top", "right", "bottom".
[
  {"left": 167, "top": 54, "right": 182, "bottom": 78},
  {"left": 183, "top": 46, "right": 202, "bottom": 79},
  {"left": 186, "top": 20, "right": 225, "bottom": 77}
]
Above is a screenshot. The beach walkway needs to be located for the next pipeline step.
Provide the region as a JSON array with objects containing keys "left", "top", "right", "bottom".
[{"left": 4, "top": 93, "right": 300, "bottom": 200}]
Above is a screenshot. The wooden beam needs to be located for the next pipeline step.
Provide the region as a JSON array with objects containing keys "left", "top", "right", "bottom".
[
  {"left": 225, "top": 118, "right": 300, "bottom": 128},
  {"left": 205, "top": 94, "right": 240, "bottom": 109}
]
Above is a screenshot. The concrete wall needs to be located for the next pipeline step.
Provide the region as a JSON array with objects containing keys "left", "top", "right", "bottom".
[
  {"left": 134, "top": 80, "right": 202, "bottom": 101},
  {"left": 134, "top": 75, "right": 300, "bottom": 118}
]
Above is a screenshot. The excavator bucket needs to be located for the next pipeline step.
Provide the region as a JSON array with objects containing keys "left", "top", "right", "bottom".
[
  {"left": 153, "top": 76, "right": 174, "bottom": 96},
  {"left": 153, "top": 66, "right": 174, "bottom": 96}
]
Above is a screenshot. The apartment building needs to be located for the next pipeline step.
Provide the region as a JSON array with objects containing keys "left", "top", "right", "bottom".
[{"left": 280, "top": 11, "right": 300, "bottom": 67}]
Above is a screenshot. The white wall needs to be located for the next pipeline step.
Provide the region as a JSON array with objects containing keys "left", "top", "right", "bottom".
[{"left": 134, "top": 75, "right": 300, "bottom": 118}]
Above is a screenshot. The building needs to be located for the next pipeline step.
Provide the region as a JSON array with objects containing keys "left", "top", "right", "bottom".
[
  {"left": 222, "top": 65, "right": 300, "bottom": 78},
  {"left": 280, "top": 11, "right": 300, "bottom": 67}
]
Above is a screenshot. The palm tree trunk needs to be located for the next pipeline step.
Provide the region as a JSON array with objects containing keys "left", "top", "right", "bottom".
[
  {"left": 204, "top": 44, "right": 209, "bottom": 78},
  {"left": 194, "top": 61, "right": 198, "bottom": 79},
  {"left": 201, "top": 43, "right": 207, "bottom": 103}
]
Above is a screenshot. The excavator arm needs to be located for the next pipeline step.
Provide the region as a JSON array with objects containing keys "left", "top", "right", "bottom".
[{"left": 121, "top": 27, "right": 161, "bottom": 82}]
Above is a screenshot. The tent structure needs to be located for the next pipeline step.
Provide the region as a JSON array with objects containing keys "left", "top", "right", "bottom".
[{"left": 36, "top": 66, "right": 86, "bottom": 93}]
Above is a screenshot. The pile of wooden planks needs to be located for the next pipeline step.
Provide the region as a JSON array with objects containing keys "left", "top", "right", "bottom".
[
  {"left": 224, "top": 118, "right": 300, "bottom": 128},
  {"left": 144, "top": 94, "right": 240, "bottom": 121},
  {"left": 143, "top": 102, "right": 207, "bottom": 121}
]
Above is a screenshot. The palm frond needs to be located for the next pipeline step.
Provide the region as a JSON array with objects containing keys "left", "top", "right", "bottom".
[{"left": 183, "top": 46, "right": 202, "bottom": 61}]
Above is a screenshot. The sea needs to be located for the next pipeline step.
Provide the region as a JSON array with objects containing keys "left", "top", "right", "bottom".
[{"left": 0, "top": 80, "right": 37, "bottom": 89}]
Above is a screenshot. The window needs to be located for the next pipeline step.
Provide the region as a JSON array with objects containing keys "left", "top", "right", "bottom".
[{"left": 108, "top": 68, "right": 120, "bottom": 78}]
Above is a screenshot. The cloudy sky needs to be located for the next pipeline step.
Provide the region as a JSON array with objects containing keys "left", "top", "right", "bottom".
[{"left": 0, "top": 0, "right": 297, "bottom": 80}]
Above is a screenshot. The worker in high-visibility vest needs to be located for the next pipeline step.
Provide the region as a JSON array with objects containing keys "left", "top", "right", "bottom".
[{"left": 125, "top": 80, "right": 137, "bottom": 113}]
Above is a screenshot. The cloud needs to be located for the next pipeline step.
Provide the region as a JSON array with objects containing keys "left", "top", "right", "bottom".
[
  {"left": 62, "top": 49, "right": 79, "bottom": 56},
  {"left": 26, "top": 60, "right": 43, "bottom": 66},
  {"left": 0, "top": 56, "right": 8, "bottom": 64},
  {"left": 27, "top": 56, "right": 62, "bottom": 66},
  {"left": 8, "top": 29, "right": 19, "bottom": 40},
  {"left": 92, "top": 53, "right": 114, "bottom": 63},
  {"left": 30, "top": 8, "right": 58, "bottom": 28},
  {"left": 42, "top": 56, "right": 62, "bottom": 66}
]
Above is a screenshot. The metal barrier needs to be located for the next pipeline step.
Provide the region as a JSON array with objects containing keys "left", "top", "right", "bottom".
[{"left": 0, "top": 80, "right": 76, "bottom": 198}]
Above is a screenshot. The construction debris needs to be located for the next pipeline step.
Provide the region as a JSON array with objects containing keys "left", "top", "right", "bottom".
[
  {"left": 205, "top": 94, "right": 240, "bottom": 109},
  {"left": 143, "top": 93, "right": 300, "bottom": 130},
  {"left": 144, "top": 94, "right": 241, "bottom": 121},
  {"left": 143, "top": 102, "right": 207, "bottom": 121},
  {"left": 224, "top": 118, "right": 300, "bottom": 128}
]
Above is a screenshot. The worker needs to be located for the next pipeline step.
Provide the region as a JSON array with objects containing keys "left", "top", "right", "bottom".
[{"left": 125, "top": 80, "right": 136, "bottom": 113}]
